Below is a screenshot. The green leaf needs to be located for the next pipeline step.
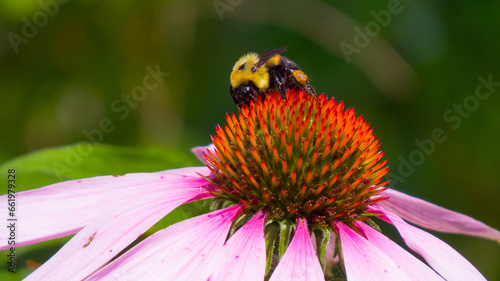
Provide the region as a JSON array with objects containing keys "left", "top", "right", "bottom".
[
  {"left": 313, "top": 227, "right": 332, "bottom": 272},
  {"left": 278, "top": 219, "right": 293, "bottom": 258},
  {"left": 265, "top": 221, "right": 279, "bottom": 275}
]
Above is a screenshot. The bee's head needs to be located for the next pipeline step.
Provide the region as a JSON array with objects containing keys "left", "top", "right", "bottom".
[
  {"left": 230, "top": 52, "right": 270, "bottom": 91},
  {"left": 229, "top": 47, "right": 288, "bottom": 107},
  {"left": 229, "top": 52, "right": 270, "bottom": 108}
]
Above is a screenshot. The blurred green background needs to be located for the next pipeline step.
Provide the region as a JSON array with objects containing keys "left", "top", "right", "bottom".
[{"left": 1, "top": 0, "right": 499, "bottom": 279}]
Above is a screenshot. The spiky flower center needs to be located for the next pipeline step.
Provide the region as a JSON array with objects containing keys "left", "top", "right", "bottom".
[{"left": 205, "top": 90, "right": 389, "bottom": 227}]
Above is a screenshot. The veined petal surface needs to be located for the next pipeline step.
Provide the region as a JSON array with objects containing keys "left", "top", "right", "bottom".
[
  {"left": 379, "top": 208, "right": 487, "bottom": 281},
  {"left": 87, "top": 205, "right": 243, "bottom": 281},
  {"left": 156, "top": 166, "right": 212, "bottom": 177},
  {"left": 355, "top": 221, "right": 444, "bottom": 280},
  {"left": 26, "top": 186, "right": 207, "bottom": 281},
  {"left": 204, "top": 210, "right": 267, "bottom": 281},
  {"left": 336, "top": 221, "right": 412, "bottom": 281},
  {"left": 269, "top": 218, "right": 324, "bottom": 281},
  {"left": 0, "top": 172, "right": 210, "bottom": 250},
  {"left": 378, "top": 189, "right": 500, "bottom": 241}
]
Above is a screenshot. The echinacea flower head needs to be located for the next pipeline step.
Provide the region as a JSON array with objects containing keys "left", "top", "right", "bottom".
[
  {"left": 204, "top": 90, "right": 391, "bottom": 275},
  {"left": 1, "top": 90, "right": 499, "bottom": 281},
  {"left": 206, "top": 90, "right": 388, "bottom": 227}
]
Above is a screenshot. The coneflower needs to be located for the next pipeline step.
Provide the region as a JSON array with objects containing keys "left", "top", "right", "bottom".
[{"left": 1, "top": 90, "right": 498, "bottom": 280}]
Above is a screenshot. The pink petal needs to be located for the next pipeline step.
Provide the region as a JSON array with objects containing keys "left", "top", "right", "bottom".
[
  {"left": 191, "top": 144, "right": 216, "bottom": 164},
  {"left": 355, "top": 221, "right": 444, "bottom": 280},
  {"left": 204, "top": 210, "right": 267, "bottom": 281},
  {"left": 269, "top": 218, "right": 324, "bottom": 281},
  {"left": 0, "top": 171, "right": 211, "bottom": 250},
  {"left": 379, "top": 208, "right": 487, "bottom": 281},
  {"left": 156, "top": 166, "right": 212, "bottom": 177},
  {"left": 87, "top": 204, "right": 243, "bottom": 280},
  {"left": 335, "top": 221, "right": 412, "bottom": 281},
  {"left": 25, "top": 186, "right": 205, "bottom": 281},
  {"left": 378, "top": 189, "right": 500, "bottom": 241}
]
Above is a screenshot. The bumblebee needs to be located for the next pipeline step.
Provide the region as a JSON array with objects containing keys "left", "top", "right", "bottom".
[{"left": 230, "top": 46, "right": 316, "bottom": 107}]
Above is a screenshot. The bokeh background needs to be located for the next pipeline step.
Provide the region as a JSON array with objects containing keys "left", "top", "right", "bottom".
[{"left": 1, "top": 0, "right": 499, "bottom": 279}]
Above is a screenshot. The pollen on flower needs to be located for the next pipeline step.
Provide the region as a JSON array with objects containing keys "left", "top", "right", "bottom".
[{"left": 205, "top": 90, "right": 389, "bottom": 227}]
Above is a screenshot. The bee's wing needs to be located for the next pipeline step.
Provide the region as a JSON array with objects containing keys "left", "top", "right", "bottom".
[{"left": 253, "top": 46, "right": 288, "bottom": 70}]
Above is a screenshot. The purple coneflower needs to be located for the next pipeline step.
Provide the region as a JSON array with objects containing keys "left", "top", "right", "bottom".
[{"left": 1, "top": 90, "right": 499, "bottom": 280}]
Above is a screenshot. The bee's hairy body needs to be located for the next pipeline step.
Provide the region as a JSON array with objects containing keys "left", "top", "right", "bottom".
[{"left": 230, "top": 46, "right": 316, "bottom": 107}]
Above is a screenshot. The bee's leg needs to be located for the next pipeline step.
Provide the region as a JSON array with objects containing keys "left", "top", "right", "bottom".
[
  {"left": 256, "top": 89, "right": 266, "bottom": 100},
  {"left": 304, "top": 84, "right": 316, "bottom": 96},
  {"left": 278, "top": 84, "right": 288, "bottom": 99},
  {"left": 272, "top": 75, "right": 287, "bottom": 100}
]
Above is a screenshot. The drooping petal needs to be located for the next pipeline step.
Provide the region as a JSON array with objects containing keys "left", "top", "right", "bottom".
[
  {"left": 191, "top": 144, "right": 216, "bottom": 164},
  {"left": 25, "top": 185, "right": 208, "bottom": 281},
  {"left": 378, "top": 188, "right": 500, "bottom": 241},
  {"left": 335, "top": 221, "right": 412, "bottom": 281},
  {"left": 355, "top": 221, "right": 444, "bottom": 280},
  {"left": 204, "top": 210, "right": 267, "bottom": 281},
  {"left": 269, "top": 218, "right": 324, "bottom": 281},
  {"left": 87, "top": 204, "right": 243, "bottom": 281},
  {"left": 0, "top": 171, "right": 210, "bottom": 250},
  {"left": 379, "top": 207, "right": 487, "bottom": 281}
]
